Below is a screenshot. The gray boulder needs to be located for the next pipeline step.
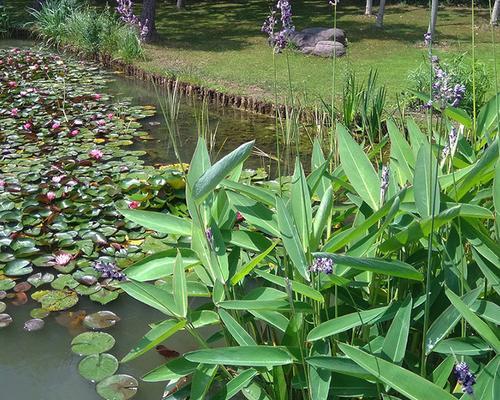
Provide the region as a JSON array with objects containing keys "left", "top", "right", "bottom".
[
  {"left": 302, "top": 41, "right": 346, "bottom": 58},
  {"left": 290, "top": 27, "right": 346, "bottom": 49}
]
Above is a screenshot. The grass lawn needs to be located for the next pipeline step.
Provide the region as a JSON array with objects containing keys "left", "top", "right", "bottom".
[
  {"left": 136, "top": 0, "right": 499, "bottom": 105},
  {"left": 7, "top": 0, "right": 499, "bottom": 106}
]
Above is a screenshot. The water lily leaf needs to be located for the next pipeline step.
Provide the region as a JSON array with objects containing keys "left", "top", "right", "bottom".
[
  {"left": 84, "top": 311, "right": 121, "bottom": 330},
  {"left": 4, "top": 260, "right": 33, "bottom": 276},
  {"left": 24, "top": 318, "right": 45, "bottom": 332},
  {"left": 30, "top": 308, "right": 50, "bottom": 319},
  {"left": 78, "top": 353, "right": 119, "bottom": 382},
  {"left": 0, "top": 313, "right": 13, "bottom": 328},
  {"left": 0, "top": 301, "right": 5, "bottom": 313},
  {"left": 71, "top": 332, "right": 115, "bottom": 355},
  {"left": 96, "top": 374, "right": 138, "bottom": 400},
  {"left": 28, "top": 272, "right": 55, "bottom": 287},
  {"left": 32, "top": 290, "right": 79, "bottom": 311},
  {"left": 0, "top": 279, "right": 16, "bottom": 291},
  {"left": 90, "top": 289, "right": 119, "bottom": 305},
  {"left": 51, "top": 274, "right": 80, "bottom": 290}
]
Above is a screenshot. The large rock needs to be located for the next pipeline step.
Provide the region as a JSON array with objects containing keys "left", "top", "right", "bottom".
[
  {"left": 302, "top": 41, "right": 346, "bottom": 58},
  {"left": 290, "top": 27, "right": 346, "bottom": 49}
]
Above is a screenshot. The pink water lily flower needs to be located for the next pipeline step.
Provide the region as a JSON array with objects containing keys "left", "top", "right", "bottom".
[
  {"left": 128, "top": 201, "right": 140, "bottom": 209},
  {"left": 97, "top": 119, "right": 106, "bottom": 126},
  {"left": 10, "top": 108, "right": 19, "bottom": 117},
  {"left": 51, "top": 175, "right": 65, "bottom": 184},
  {"left": 23, "top": 122, "right": 32, "bottom": 131},
  {"left": 107, "top": 113, "right": 114, "bottom": 119},
  {"left": 93, "top": 93, "right": 101, "bottom": 100},
  {"left": 54, "top": 252, "right": 72, "bottom": 266},
  {"left": 70, "top": 129, "right": 79, "bottom": 137},
  {"left": 20, "top": 91, "right": 27, "bottom": 96},
  {"left": 89, "top": 149, "right": 103, "bottom": 160},
  {"left": 0, "top": 179, "right": 5, "bottom": 188},
  {"left": 51, "top": 121, "right": 61, "bottom": 130},
  {"left": 8, "top": 81, "right": 17, "bottom": 88},
  {"left": 46, "top": 191, "right": 56, "bottom": 201}
]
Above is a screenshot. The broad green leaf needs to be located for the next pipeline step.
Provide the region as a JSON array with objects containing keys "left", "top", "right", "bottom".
[
  {"left": 433, "top": 337, "right": 492, "bottom": 356},
  {"left": 307, "top": 306, "right": 389, "bottom": 341},
  {"left": 172, "top": 251, "right": 188, "bottom": 318},
  {"left": 313, "top": 253, "right": 423, "bottom": 281},
  {"left": 249, "top": 310, "right": 289, "bottom": 332},
  {"left": 472, "top": 249, "right": 500, "bottom": 296},
  {"left": 387, "top": 119, "right": 415, "bottom": 185},
  {"left": 462, "top": 218, "right": 500, "bottom": 267},
  {"left": 122, "top": 319, "right": 186, "bottom": 363},
  {"left": 231, "top": 241, "right": 278, "bottom": 285},
  {"left": 426, "top": 287, "right": 482, "bottom": 354},
  {"left": 276, "top": 196, "right": 309, "bottom": 281},
  {"left": 450, "top": 138, "right": 498, "bottom": 200},
  {"left": 339, "top": 343, "right": 456, "bottom": 400},
  {"left": 125, "top": 249, "right": 199, "bottom": 281},
  {"left": 255, "top": 270, "right": 323, "bottom": 302},
  {"left": 414, "top": 145, "right": 440, "bottom": 218},
  {"left": 431, "top": 356, "right": 454, "bottom": 388},
  {"left": 337, "top": 123, "right": 380, "bottom": 210},
  {"left": 187, "top": 136, "right": 211, "bottom": 216},
  {"left": 224, "top": 230, "right": 272, "bottom": 253},
  {"left": 142, "top": 357, "right": 197, "bottom": 382},
  {"left": 213, "top": 369, "right": 258, "bottom": 400},
  {"left": 381, "top": 296, "right": 412, "bottom": 365},
  {"left": 311, "top": 186, "right": 333, "bottom": 251},
  {"left": 191, "top": 364, "right": 218, "bottom": 400},
  {"left": 444, "top": 107, "right": 472, "bottom": 129},
  {"left": 309, "top": 342, "right": 331, "bottom": 400},
  {"left": 310, "top": 138, "right": 329, "bottom": 198},
  {"left": 290, "top": 157, "right": 313, "bottom": 249},
  {"left": 222, "top": 180, "right": 275, "bottom": 207},
  {"left": 494, "top": 160, "right": 500, "bottom": 235},
  {"left": 406, "top": 118, "right": 427, "bottom": 158},
  {"left": 120, "top": 281, "right": 174, "bottom": 316},
  {"left": 185, "top": 346, "right": 294, "bottom": 367},
  {"left": 219, "top": 309, "right": 256, "bottom": 346},
  {"left": 192, "top": 141, "right": 254, "bottom": 201},
  {"left": 220, "top": 300, "right": 312, "bottom": 313},
  {"left": 445, "top": 288, "right": 500, "bottom": 352},
  {"left": 306, "top": 356, "right": 373, "bottom": 379},
  {"left": 471, "top": 300, "right": 500, "bottom": 324},
  {"left": 118, "top": 209, "right": 191, "bottom": 236},
  {"left": 476, "top": 93, "right": 500, "bottom": 140}
]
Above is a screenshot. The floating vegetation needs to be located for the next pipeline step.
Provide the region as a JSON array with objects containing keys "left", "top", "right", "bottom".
[
  {"left": 71, "top": 331, "right": 116, "bottom": 355},
  {"left": 83, "top": 310, "right": 121, "bottom": 330},
  {"left": 78, "top": 353, "right": 119, "bottom": 382},
  {"left": 0, "top": 47, "right": 187, "bottom": 322},
  {"left": 96, "top": 374, "right": 139, "bottom": 400}
]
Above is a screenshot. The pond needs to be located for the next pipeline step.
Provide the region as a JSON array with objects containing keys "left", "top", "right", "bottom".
[{"left": 0, "top": 41, "right": 277, "bottom": 400}]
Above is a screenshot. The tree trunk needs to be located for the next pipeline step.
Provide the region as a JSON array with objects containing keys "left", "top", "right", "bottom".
[
  {"left": 492, "top": 0, "right": 499, "bottom": 26},
  {"left": 176, "top": 0, "right": 186, "bottom": 9},
  {"left": 427, "top": 0, "right": 439, "bottom": 39},
  {"left": 365, "top": 0, "right": 373, "bottom": 16},
  {"left": 376, "top": 0, "right": 386, "bottom": 27},
  {"left": 140, "top": 0, "right": 157, "bottom": 42}
]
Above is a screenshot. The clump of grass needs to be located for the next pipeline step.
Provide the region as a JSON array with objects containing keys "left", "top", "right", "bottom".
[{"left": 30, "top": 0, "right": 143, "bottom": 61}]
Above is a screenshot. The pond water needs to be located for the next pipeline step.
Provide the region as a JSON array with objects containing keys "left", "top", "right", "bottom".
[{"left": 0, "top": 40, "right": 277, "bottom": 400}]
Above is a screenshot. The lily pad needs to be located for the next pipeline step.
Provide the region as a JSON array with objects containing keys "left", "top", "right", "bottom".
[
  {"left": 4, "top": 260, "right": 33, "bottom": 276},
  {"left": 83, "top": 311, "right": 120, "bottom": 330},
  {"left": 78, "top": 353, "right": 119, "bottom": 382},
  {"left": 32, "top": 290, "right": 79, "bottom": 311},
  {"left": 0, "top": 301, "right": 5, "bottom": 313},
  {"left": 90, "top": 289, "right": 119, "bottom": 305},
  {"left": 96, "top": 374, "right": 138, "bottom": 400},
  {"left": 27, "top": 272, "right": 54, "bottom": 288},
  {"left": 71, "top": 332, "right": 115, "bottom": 355},
  {"left": 24, "top": 318, "right": 45, "bottom": 332},
  {"left": 0, "top": 279, "right": 15, "bottom": 291},
  {"left": 0, "top": 313, "right": 13, "bottom": 328},
  {"left": 30, "top": 308, "right": 50, "bottom": 319}
]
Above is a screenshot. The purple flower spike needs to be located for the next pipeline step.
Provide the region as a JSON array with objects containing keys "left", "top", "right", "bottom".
[
  {"left": 310, "top": 257, "right": 334, "bottom": 274},
  {"left": 454, "top": 362, "right": 476, "bottom": 395},
  {"left": 262, "top": 1, "right": 295, "bottom": 52},
  {"left": 380, "top": 165, "right": 389, "bottom": 202}
]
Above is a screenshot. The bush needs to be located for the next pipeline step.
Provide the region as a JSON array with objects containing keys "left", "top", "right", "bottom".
[
  {"left": 0, "top": 5, "right": 10, "bottom": 38},
  {"left": 30, "top": 0, "right": 143, "bottom": 60},
  {"left": 406, "top": 53, "right": 491, "bottom": 115}
]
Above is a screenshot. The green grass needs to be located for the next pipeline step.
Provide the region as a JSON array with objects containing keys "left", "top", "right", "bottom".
[
  {"left": 135, "top": 0, "right": 499, "bottom": 105},
  {"left": 7, "top": 0, "right": 500, "bottom": 106}
]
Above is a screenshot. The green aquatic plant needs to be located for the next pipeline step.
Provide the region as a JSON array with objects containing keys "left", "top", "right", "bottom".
[{"left": 119, "top": 89, "right": 498, "bottom": 398}]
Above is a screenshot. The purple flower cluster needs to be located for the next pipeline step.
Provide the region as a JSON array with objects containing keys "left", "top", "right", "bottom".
[
  {"left": 310, "top": 257, "right": 334, "bottom": 274},
  {"left": 441, "top": 127, "right": 458, "bottom": 161},
  {"left": 115, "top": 0, "right": 148, "bottom": 41},
  {"left": 423, "top": 32, "right": 432, "bottom": 46},
  {"left": 425, "top": 56, "right": 466, "bottom": 110},
  {"left": 205, "top": 227, "right": 214, "bottom": 248},
  {"left": 454, "top": 362, "right": 476, "bottom": 395},
  {"left": 261, "top": 1, "right": 295, "bottom": 52},
  {"left": 93, "top": 261, "right": 127, "bottom": 281},
  {"left": 380, "top": 165, "right": 389, "bottom": 202}
]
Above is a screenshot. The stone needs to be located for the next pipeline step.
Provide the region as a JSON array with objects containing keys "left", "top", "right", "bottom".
[
  {"left": 290, "top": 27, "right": 346, "bottom": 48},
  {"left": 309, "top": 41, "right": 346, "bottom": 58}
]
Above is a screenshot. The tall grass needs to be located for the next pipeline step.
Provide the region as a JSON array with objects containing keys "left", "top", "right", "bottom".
[{"left": 30, "top": 0, "right": 143, "bottom": 61}]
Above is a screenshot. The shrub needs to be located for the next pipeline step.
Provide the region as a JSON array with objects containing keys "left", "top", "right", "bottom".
[
  {"left": 406, "top": 53, "right": 491, "bottom": 115},
  {"left": 29, "top": 0, "right": 80, "bottom": 45},
  {"left": 0, "top": 5, "right": 11, "bottom": 38}
]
